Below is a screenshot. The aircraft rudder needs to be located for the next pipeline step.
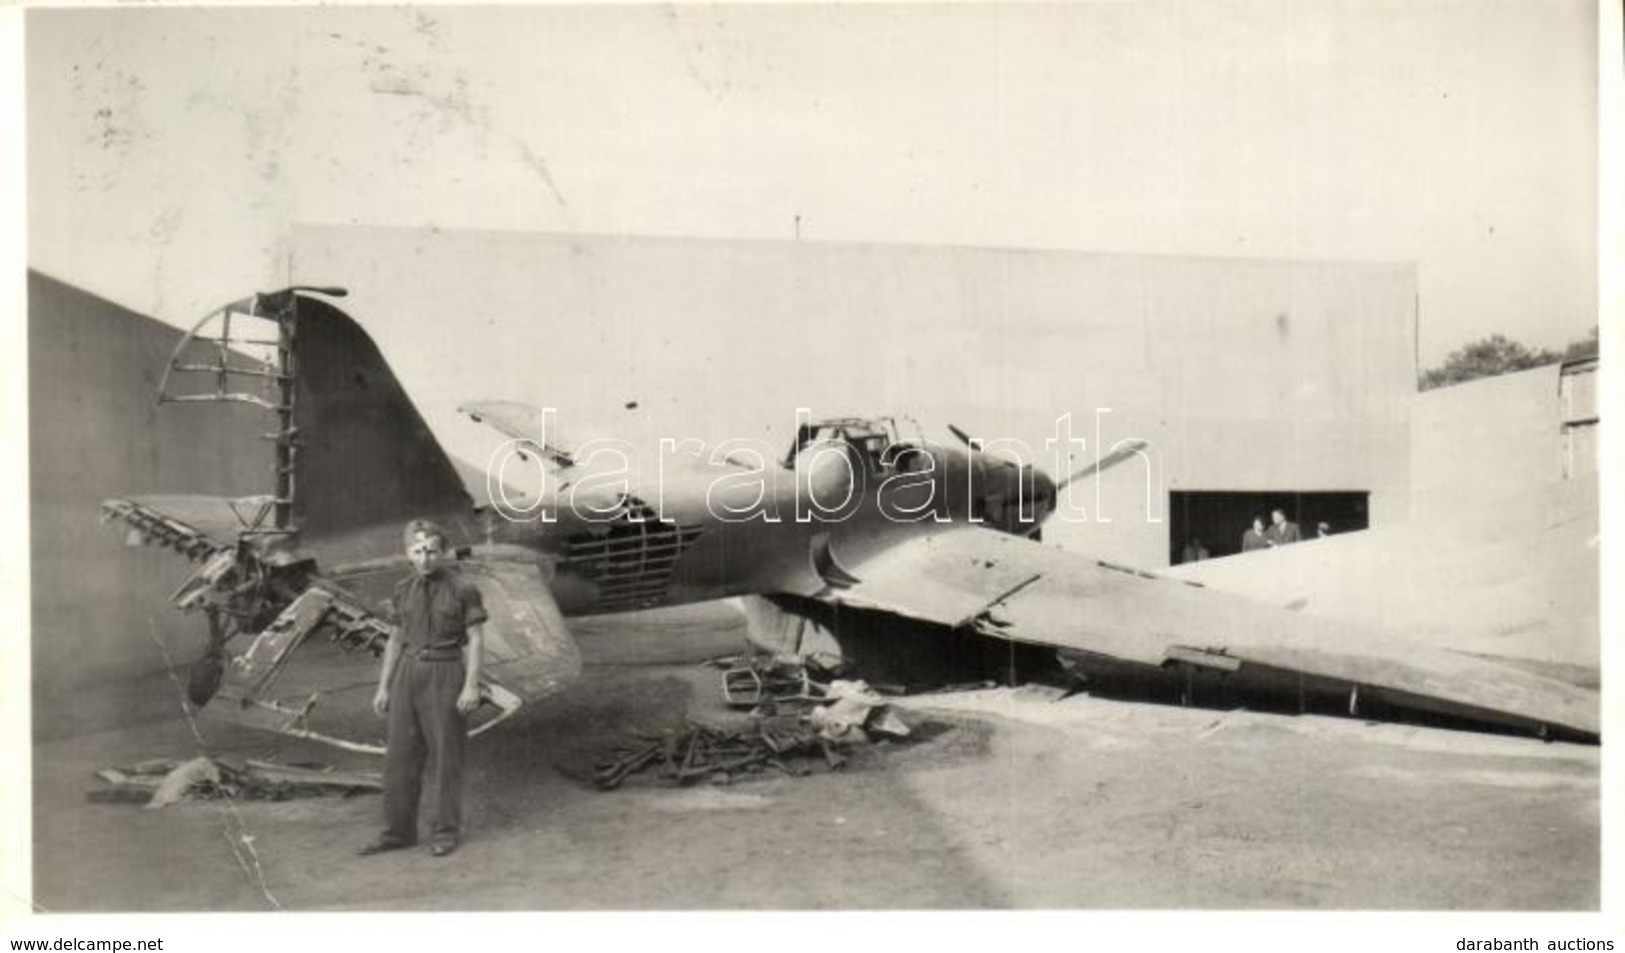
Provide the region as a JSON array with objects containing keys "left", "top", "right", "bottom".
[{"left": 290, "top": 296, "right": 475, "bottom": 545}]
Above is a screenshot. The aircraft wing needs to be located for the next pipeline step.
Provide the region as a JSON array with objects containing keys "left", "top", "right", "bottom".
[{"left": 823, "top": 528, "right": 1599, "bottom": 740}]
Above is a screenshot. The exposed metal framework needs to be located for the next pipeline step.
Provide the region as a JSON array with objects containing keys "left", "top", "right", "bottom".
[
  {"left": 157, "top": 287, "right": 347, "bottom": 533},
  {"left": 561, "top": 496, "right": 704, "bottom": 612}
]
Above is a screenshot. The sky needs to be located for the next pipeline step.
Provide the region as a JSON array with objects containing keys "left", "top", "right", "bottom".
[{"left": 21, "top": 0, "right": 1602, "bottom": 366}]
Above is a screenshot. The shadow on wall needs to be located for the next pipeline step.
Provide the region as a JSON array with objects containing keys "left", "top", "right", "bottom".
[{"left": 29, "top": 272, "right": 272, "bottom": 702}]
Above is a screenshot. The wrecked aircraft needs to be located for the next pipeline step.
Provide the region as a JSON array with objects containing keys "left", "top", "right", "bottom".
[{"left": 100, "top": 287, "right": 1600, "bottom": 750}]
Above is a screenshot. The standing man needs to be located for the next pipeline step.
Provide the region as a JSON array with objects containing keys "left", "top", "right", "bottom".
[
  {"left": 360, "top": 519, "right": 487, "bottom": 858},
  {"left": 1267, "top": 508, "right": 1302, "bottom": 547}
]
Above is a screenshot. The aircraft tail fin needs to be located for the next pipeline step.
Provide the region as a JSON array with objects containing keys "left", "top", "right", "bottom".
[
  {"left": 288, "top": 295, "right": 474, "bottom": 545},
  {"left": 156, "top": 289, "right": 475, "bottom": 553}
]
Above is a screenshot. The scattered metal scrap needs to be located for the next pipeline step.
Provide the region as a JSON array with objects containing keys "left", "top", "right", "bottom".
[
  {"left": 592, "top": 720, "right": 835, "bottom": 790},
  {"left": 812, "top": 682, "right": 915, "bottom": 742},
  {"left": 90, "top": 756, "right": 382, "bottom": 806},
  {"left": 719, "top": 654, "right": 835, "bottom": 707},
  {"left": 591, "top": 669, "right": 916, "bottom": 790}
]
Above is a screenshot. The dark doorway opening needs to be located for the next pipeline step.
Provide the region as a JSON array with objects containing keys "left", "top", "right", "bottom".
[{"left": 1169, "top": 490, "right": 1368, "bottom": 563}]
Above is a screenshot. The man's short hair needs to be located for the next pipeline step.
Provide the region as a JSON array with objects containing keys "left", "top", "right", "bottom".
[{"left": 403, "top": 518, "right": 449, "bottom": 550}]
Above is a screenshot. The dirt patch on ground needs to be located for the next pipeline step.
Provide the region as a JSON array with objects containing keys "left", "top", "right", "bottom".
[{"left": 31, "top": 607, "right": 1599, "bottom": 911}]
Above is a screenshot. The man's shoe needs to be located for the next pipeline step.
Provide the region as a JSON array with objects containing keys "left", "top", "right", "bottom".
[
  {"left": 428, "top": 839, "right": 459, "bottom": 858},
  {"left": 357, "top": 837, "right": 414, "bottom": 857}
]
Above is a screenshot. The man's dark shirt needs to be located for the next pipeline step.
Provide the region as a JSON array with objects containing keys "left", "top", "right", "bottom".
[{"left": 393, "top": 568, "right": 488, "bottom": 656}]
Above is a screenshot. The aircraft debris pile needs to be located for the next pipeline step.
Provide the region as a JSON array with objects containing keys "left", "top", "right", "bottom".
[
  {"left": 89, "top": 756, "right": 382, "bottom": 807},
  {"left": 592, "top": 681, "right": 916, "bottom": 791},
  {"left": 719, "top": 654, "right": 840, "bottom": 708},
  {"left": 718, "top": 655, "right": 931, "bottom": 738},
  {"left": 805, "top": 679, "right": 915, "bottom": 744},
  {"left": 592, "top": 721, "right": 831, "bottom": 790}
]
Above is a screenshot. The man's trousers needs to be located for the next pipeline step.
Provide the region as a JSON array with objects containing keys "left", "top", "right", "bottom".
[{"left": 382, "top": 654, "right": 467, "bottom": 844}]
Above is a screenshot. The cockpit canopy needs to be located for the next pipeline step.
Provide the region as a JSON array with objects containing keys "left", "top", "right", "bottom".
[{"left": 782, "top": 416, "right": 929, "bottom": 474}]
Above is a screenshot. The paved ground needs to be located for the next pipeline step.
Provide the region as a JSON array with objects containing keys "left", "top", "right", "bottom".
[{"left": 31, "top": 604, "right": 1600, "bottom": 911}]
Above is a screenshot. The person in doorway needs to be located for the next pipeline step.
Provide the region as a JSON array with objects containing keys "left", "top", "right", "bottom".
[
  {"left": 359, "top": 519, "right": 487, "bottom": 859},
  {"left": 1241, "top": 517, "right": 1270, "bottom": 552},
  {"left": 1267, "top": 508, "right": 1302, "bottom": 547},
  {"left": 1316, "top": 521, "right": 1332, "bottom": 538},
  {"left": 1181, "top": 538, "right": 1210, "bottom": 563}
]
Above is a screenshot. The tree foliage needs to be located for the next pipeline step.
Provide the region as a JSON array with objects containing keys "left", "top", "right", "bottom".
[
  {"left": 1562, "top": 326, "right": 1600, "bottom": 362},
  {"left": 1418, "top": 328, "right": 1596, "bottom": 391}
]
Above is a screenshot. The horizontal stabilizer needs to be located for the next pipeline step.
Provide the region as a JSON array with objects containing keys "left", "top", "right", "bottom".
[
  {"left": 202, "top": 555, "right": 578, "bottom": 753},
  {"left": 101, "top": 495, "right": 278, "bottom": 559}
]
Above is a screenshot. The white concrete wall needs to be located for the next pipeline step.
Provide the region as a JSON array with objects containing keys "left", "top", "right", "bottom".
[
  {"left": 30, "top": 273, "right": 275, "bottom": 689},
  {"left": 1173, "top": 363, "right": 1599, "bottom": 666},
  {"left": 291, "top": 226, "right": 1416, "bottom": 568},
  {"left": 1411, "top": 363, "right": 1567, "bottom": 522}
]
